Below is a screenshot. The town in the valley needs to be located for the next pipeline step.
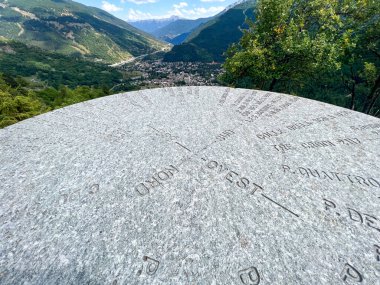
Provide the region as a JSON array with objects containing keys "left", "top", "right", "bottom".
[{"left": 114, "top": 59, "right": 222, "bottom": 91}]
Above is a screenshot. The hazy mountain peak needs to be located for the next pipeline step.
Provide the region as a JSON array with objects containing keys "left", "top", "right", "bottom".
[
  {"left": 164, "top": 0, "right": 256, "bottom": 62},
  {"left": 128, "top": 16, "right": 185, "bottom": 33},
  {"left": 152, "top": 17, "right": 212, "bottom": 45}
]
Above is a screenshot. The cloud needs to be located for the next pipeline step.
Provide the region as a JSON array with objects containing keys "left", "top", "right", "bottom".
[
  {"left": 121, "top": 0, "right": 157, "bottom": 4},
  {"left": 173, "top": 2, "right": 188, "bottom": 9},
  {"left": 172, "top": 5, "right": 225, "bottom": 19},
  {"left": 126, "top": 8, "right": 154, "bottom": 20},
  {"left": 101, "top": 1, "right": 123, "bottom": 12},
  {"left": 200, "top": 0, "right": 225, "bottom": 2},
  {"left": 125, "top": 2, "right": 225, "bottom": 21}
]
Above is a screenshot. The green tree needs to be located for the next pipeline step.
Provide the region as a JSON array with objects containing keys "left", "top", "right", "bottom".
[
  {"left": 223, "top": 0, "right": 343, "bottom": 91},
  {"left": 0, "top": 74, "right": 112, "bottom": 128},
  {"left": 223, "top": 0, "right": 380, "bottom": 116},
  {"left": 0, "top": 75, "right": 48, "bottom": 128},
  {"left": 338, "top": 0, "right": 379, "bottom": 114}
]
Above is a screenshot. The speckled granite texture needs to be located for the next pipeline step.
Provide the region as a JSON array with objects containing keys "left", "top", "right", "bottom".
[{"left": 0, "top": 87, "right": 379, "bottom": 285}]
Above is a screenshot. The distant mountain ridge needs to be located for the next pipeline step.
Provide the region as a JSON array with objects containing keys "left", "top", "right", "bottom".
[
  {"left": 152, "top": 17, "right": 211, "bottom": 45},
  {"left": 164, "top": 0, "right": 256, "bottom": 62},
  {"left": 0, "top": 0, "right": 168, "bottom": 63},
  {"left": 129, "top": 16, "right": 181, "bottom": 33}
]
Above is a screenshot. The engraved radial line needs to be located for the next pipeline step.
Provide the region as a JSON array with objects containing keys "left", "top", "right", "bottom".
[
  {"left": 261, "top": 194, "right": 300, "bottom": 218},
  {"left": 148, "top": 125, "right": 160, "bottom": 133},
  {"left": 175, "top": 142, "right": 192, "bottom": 153}
]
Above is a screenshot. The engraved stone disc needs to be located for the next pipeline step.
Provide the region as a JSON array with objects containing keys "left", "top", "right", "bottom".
[{"left": 1, "top": 87, "right": 379, "bottom": 284}]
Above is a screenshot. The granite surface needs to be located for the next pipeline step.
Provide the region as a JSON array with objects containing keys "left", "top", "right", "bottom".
[{"left": 0, "top": 87, "right": 379, "bottom": 284}]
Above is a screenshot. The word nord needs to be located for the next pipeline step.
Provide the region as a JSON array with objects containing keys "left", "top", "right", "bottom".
[{"left": 135, "top": 165, "right": 179, "bottom": 196}]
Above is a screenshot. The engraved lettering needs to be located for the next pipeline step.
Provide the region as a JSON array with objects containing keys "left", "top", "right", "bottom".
[
  {"left": 337, "top": 138, "right": 361, "bottom": 145},
  {"left": 301, "top": 142, "right": 309, "bottom": 148},
  {"left": 218, "top": 88, "right": 230, "bottom": 106},
  {"left": 283, "top": 165, "right": 378, "bottom": 188},
  {"left": 143, "top": 256, "right": 159, "bottom": 275},
  {"left": 238, "top": 266, "right": 260, "bottom": 285},
  {"left": 282, "top": 164, "right": 291, "bottom": 173},
  {"left": 146, "top": 177, "right": 162, "bottom": 188},
  {"left": 323, "top": 199, "right": 336, "bottom": 211},
  {"left": 368, "top": 178, "right": 380, "bottom": 188},
  {"left": 165, "top": 165, "right": 179, "bottom": 175},
  {"left": 89, "top": 184, "right": 99, "bottom": 194},
  {"left": 225, "top": 171, "right": 239, "bottom": 183},
  {"left": 203, "top": 159, "right": 260, "bottom": 194},
  {"left": 250, "top": 183, "right": 263, "bottom": 195},
  {"left": 237, "top": 177, "right": 250, "bottom": 189},
  {"left": 375, "top": 245, "right": 380, "bottom": 262},
  {"left": 321, "top": 171, "right": 334, "bottom": 180},
  {"left": 135, "top": 183, "right": 150, "bottom": 196},
  {"left": 207, "top": 161, "right": 218, "bottom": 169},
  {"left": 256, "top": 129, "right": 283, "bottom": 140},
  {"left": 135, "top": 164, "right": 180, "bottom": 196},
  {"left": 348, "top": 208, "right": 363, "bottom": 223},
  {"left": 298, "top": 167, "right": 309, "bottom": 177},
  {"left": 286, "top": 121, "right": 313, "bottom": 130},
  {"left": 344, "top": 174, "right": 355, "bottom": 184},
  {"left": 272, "top": 144, "right": 292, "bottom": 152},
  {"left": 353, "top": 176, "right": 370, "bottom": 186},
  {"left": 340, "top": 263, "right": 363, "bottom": 283},
  {"left": 331, "top": 171, "right": 342, "bottom": 181},
  {"left": 233, "top": 95, "right": 245, "bottom": 106},
  {"left": 307, "top": 168, "right": 320, "bottom": 178},
  {"left": 157, "top": 171, "right": 170, "bottom": 181},
  {"left": 301, "top": 140, "right": 335, "bottom": 149},
  {"left": 363, "top": 214, "right": 380, "bottom": 232},
  {"left": 216, "top": 130, "right": 235, "bottom": 141}
]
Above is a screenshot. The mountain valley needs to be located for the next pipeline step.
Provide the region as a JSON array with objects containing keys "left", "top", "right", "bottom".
[{"left": 0, "top": 0, "right": 168, "bottom": 63}]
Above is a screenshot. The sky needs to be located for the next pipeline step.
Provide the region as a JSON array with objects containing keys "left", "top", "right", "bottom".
[{"left": 75, "top": 0, "right": 238, "bottom": 21}]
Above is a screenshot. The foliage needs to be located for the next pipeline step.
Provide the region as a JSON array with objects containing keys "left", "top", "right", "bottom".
[
  {"left": 0, "top": 75, "right": 48, "bottom": 128},
  {"left": 0, "top": 41, "right": 123, "bottom": 88},
  {"left": 224, "top": 0, "right": 343, "bottom": 90},
  {"left": 223, "top": 0, "right": 380, "bottom": 116},
  {"left": 0, "top": 73, "right": 111, "bottom": 128},
  {"left": 337, "top": 0, "right": 380, "bottom": 114}
]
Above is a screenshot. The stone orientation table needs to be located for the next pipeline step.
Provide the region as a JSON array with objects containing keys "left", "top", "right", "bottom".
[{"left": 0, "top": 87, "right": 379, "bottom": 285}]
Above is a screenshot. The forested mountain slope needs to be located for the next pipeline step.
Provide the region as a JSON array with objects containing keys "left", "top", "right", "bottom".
[
  {"left": 0, "top": 0, "right": 168, "bottom": 63},
  {"left": 164, "top": 0, "right": 256, "bottom": 62}
]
